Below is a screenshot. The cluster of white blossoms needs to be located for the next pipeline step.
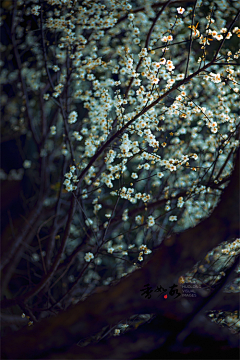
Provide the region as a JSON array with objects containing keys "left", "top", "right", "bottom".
[
  {"left": 147, "top": 215, "right": 155, "bottom": 227},
  {"left": 50, "top": 125, "right": 56, "bottom": 135},
  {"left": 31, "top": 5, "right": 40, "bottom": 16},
  {"left": 122, "top": 209, "right": 129, "bottom": 221},
  {"left": 177, "top": 197, "right": 184, "bottom": 208},
  {"left": 68, "top": 111, "right": 78, "bottom": 124},
  {"left": 1, "top": 0, "right": 239, "bottom": 320},
  {"left": 221, "top": 238, "right": 240, "bottom": 256},
  {"left": 209, "top": 72, "right": 222, "bottom": 84},
  {"left": 84, "top": 252, "right": 94, "bottom": 262},
  {"left": 138, "top": 244, "right": 152, "bottom": 261},
  {"left": 63, "top": 165, "right": 79, "bottom": 192}
]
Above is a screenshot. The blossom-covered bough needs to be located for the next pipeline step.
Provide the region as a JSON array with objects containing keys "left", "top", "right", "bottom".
[{"left": 1, "top": 0, "right": 240, "bottom": 358}]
